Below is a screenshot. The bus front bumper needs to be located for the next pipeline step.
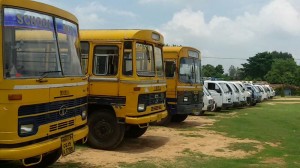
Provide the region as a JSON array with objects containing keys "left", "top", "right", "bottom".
[
  {"left": 0, "top": 125, "right": 88, "bottom": 160},
  {"left": 125, "top": 110, "right": 168, "bottom": 125}
]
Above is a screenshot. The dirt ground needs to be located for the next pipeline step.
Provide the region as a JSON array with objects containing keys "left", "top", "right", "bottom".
[{"left": 59, "top": 115, "right": 269, "bottom": 167}]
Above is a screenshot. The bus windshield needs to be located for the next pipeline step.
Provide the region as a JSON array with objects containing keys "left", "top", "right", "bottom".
[
  {"left": 179, "top": 58, "right": 201, "bottom": 84},
  {"left": 3, "top": 8, "right": 82, "bottom": 79},
  {"left": 154, "top": 46, "right": 164, "bottom": 76},
  {"left": 136, "top": 43, "right": 155, "bottom": 76}
]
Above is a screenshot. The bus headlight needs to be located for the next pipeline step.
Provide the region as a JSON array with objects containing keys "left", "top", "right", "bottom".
[
  {"left": 81, "top": 110, "right": 87, "bottom": 120},
  {"left": 183, "top": 97, "right": 189, "bottom": 102},
  {"left": 20, "top": 124, "right": 34, "bottom": 134},
  {"left": 138, "top": 104, "right": 145, "bottom": 111}
]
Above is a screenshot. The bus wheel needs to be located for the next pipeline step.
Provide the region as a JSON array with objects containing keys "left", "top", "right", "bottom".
[
  {"left": 171, "top": 114, "right": 188, "bottom": 122},
  {"left": 125, "top": 125, "right": 148, "bottom": 138},
  {"left": 88, "top": 111, "right": 125, "bottom": 150},
  {"left": 154, "top": 111, "right": 172, "bottom": 126},
  {"left": 24, "top": 149, "right": 61, "bottom": 168}
]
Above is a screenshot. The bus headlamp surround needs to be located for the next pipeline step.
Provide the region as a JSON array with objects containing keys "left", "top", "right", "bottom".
[
  {"left": 81, "top": 110, "right": 87, "bottom": 120},
  {"left": 20, "top": 124, "right": 34, "bottom": 134},
  {"left": 138, "top": 104, "right": 145, "bottom": 112}
]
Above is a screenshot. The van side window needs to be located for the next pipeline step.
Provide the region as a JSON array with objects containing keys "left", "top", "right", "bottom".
[
  {"left": 207, "top": 83, "right": 215, "bottom": 90},
  {"left": 165, "top": 61, "right": 175, "bottom": 77},
  {"left": 93, "top": 45, "right": 119, "bottom": 76}
]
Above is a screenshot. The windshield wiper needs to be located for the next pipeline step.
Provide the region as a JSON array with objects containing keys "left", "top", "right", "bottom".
[
  {"left": 36, "top": 71, "right": 62, "bottom": 82},
  {"left": 187, "top": 74, "right": 194, "bottom": 85}
]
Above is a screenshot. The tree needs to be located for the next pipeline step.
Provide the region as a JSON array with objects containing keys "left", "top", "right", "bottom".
[
  {"left": 228, "top": 65, "right": 237, "bottom": 79},
  {"left": 202, "top": 64, "right": 216, "bottom": 77},
  {"left": 241, "top": 51, "right": 294, "bottom": 80},
  {"left": 264, "top": 59, "right": 299, "bottom": 86},
  {"left": 215, "top": 65, "right": 224, "bottom": 75}
]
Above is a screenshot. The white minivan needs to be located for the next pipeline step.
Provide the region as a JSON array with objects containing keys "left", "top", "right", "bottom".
[
  {"left": 255, "top": 85, "right": 268, "bottom": 101},
  {"left": 227, "top": 82, "right": 242, "bottom": 107},
  {"left": 204, "top": 81, "right": 233, "bottom": 111}
]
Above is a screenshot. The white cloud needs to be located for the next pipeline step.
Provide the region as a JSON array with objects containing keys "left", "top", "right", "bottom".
[
  {"left": 159, "top": 0, "right": 300, "bottom": 70},
  {"left": 74, "top": 2, "right": 107, "bottom": 29},
  {"left": 138, "top": 0, "right": 181, "bottom": 4},
  {"left": 74, "top": 1, "right": 136, "bottom": 29}
]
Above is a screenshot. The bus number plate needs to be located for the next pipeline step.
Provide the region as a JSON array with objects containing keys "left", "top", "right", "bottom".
[{"left": 61, "top": 134, "right": 75, "bottom": 156}]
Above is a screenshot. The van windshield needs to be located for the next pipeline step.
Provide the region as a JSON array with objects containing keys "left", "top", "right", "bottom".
[{"left": 219, "top": 83, "right": 230, "bottom": 93}]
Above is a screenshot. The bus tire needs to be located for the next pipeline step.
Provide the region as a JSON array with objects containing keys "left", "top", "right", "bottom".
[
  {"left": 125, "top": 125, "right": 148, "bottom": 138},
  {"left": 171, "top": 114, "right": 188, "bottom": 122},
  {"left": 87, "top": 111, "right": 125, "bottom": 150},
  {"left": 153, "top": 111, "right": 172, "bottom": 126}
]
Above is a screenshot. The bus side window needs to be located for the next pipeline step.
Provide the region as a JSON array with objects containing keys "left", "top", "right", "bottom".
[{"left": 93, "top": 45, "right": 119, "bottom": 76}]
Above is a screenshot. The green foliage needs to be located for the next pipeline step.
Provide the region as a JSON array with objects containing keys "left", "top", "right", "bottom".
[
  {"left": 202, "top": 64, "right": 217, "bottom": 77},
  {"left": 202, "top": 64, "right": 225, "bottom": 78},
  {"left": 215, "top": 65, "right": 224, "bottom": 75},
  {"left": 241, "top": 51, "right": 294, "bottom": 80},
  {"left": 265, "top": 59, "right": 299, "bottom": 86}
]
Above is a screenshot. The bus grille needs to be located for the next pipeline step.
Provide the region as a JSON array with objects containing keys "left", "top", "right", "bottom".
[
  {"left": 50, "top": 120, "right": 75, "bottom": 132},
  {"left": 18, "top": 97, "right": 87, "bottom": 116},
  {"left": 18, "top": 97, "right": 87, "bottom": 136},
  {"left": 138, "top": 92, "right": 165, "bottom": 106}
]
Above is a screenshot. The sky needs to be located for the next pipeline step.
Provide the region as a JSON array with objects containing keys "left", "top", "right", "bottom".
[{"left": 34, "top": 0, "right": 300, "bottom": 73}]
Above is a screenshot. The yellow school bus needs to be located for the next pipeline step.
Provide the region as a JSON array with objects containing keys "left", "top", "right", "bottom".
[
  {"left": 0, "top": 0, "right": 88, "bottom": 167},
  {"left": 80, "top": 29, "right": 168, "bottom": 149},
  {"left": 162, "top": 46, "right": 203, "bottom": 124}
]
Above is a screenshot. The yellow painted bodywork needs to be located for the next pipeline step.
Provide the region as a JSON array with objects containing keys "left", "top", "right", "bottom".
[
  {"left": 81, "top": 30, "right": 167, "bottom": 124},
  {"left": 163, "top": 46, "right": 203, "bottom": 100},
  {"left": 0, "top": 0, "right": 87, "bottom": 161}
]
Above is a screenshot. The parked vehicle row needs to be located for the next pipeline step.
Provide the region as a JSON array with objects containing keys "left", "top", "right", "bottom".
[
  {"left": 200, "top": 81, "right": 275, "bottom": 114},
  {"left": 0, "top": 1, "right": 277, "bottom": 167}
]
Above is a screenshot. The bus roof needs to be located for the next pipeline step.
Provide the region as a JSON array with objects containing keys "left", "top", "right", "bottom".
[
  {"left": 163, "top": 46, "right": 201, "bottom": 59},
  {"left": 0, "top": 0, "right": 78, "bottom": 23},
  {"left": 163, "top": 46, "right": 200, "bottom": 53},
  {"left": 80, "top": 29, "right": 164, "bottom": 45}
]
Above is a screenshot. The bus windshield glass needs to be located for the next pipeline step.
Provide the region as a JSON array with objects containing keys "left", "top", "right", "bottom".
[
  {"left": 154, "top": 46, "right": 164, "bottom": 76},
  {"left": 179, "top": 58, "right": 201, "bottom": 84},
  {"left": 3, "top": 8, "right": 82, "bottom": 79},
  {"left": 136, "top": 43, "right": 155, "bottom": 76},
  {"left": 56, "top": 18, "right": 82, "bottom": 76}
]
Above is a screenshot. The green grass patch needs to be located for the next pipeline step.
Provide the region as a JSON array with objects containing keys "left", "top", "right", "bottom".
[
  {"left": 227, "top": 142, "right": 259, "bottom": 153},
  {"left": 119, "top": 102, "right": 300, "bottom": 168}
]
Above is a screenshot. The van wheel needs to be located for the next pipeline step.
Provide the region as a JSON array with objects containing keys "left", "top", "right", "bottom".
[
  {"left": 215, "top": 107, "right": 222, "bottom": 112},
  {"left": 88, "top": 111, "right": 125, "bottom": 150},
  {"left": 246, "top": 98, "right": 251, "bottom": 106},
  {"left": 25, "top": 149, "right": 61, "bottom": 168},
  {"left": 193, "top": 110, "right": 205, "bottom": 116},
  {"left": 125, "top": 125, "right": 148, "bottom": 138},
  {"left": 171, "top": 114, "right": 188, "bottom": 122}
]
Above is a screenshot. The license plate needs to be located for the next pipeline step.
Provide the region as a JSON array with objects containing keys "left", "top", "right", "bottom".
[
  {"left": 192, "top": 109, "right": 199, "bottom": 113},
  {"left": 61, "top": 134, "right": 75, "bottom": 156}
]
